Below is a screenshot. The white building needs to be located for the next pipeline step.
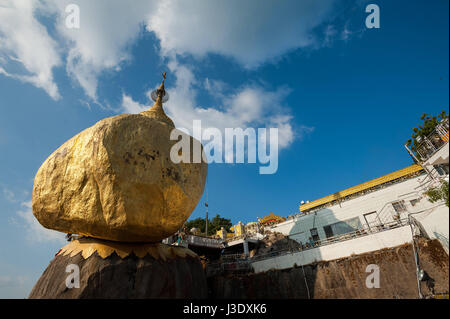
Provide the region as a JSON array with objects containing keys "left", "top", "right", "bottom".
[{"left": 251, "top": 120, "right": 449, "bottom": 273}]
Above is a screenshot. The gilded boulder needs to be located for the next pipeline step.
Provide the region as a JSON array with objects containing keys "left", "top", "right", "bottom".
[{"left": 32, "top": 105, "right": 207, "bottom": 242}]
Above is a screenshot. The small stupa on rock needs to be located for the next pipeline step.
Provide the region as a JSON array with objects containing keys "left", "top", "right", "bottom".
[{"left": 29, "top": 73, "right": 208, "bottom": 299}]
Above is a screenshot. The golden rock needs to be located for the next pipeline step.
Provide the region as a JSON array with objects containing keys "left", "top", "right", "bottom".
[{"left": 32, "top": 75, "right": 207, "bottom": 242}]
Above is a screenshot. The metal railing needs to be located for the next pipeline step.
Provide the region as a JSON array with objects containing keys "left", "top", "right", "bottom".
[
  {"left": 185, "top": 235, "right": 224, "bottom": 248},
  {"left": 416, "top": 118, "right": 449, "bottom": 161},
  {"left": 205, "top": 217, "right": 412, "bottom": 273},
  {"left": 163, "top": 234, "right": 225, "bottom": 248},
  {"left": 250, "top": 218, "right": 410, "bottom": 263},
  {"left": 374, "top": 197, "right": 414, "bottom": 226}
]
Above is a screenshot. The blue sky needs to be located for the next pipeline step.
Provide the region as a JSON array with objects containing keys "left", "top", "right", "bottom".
[{"left": 0, "top": 0, "right": 448, "bottom": 298}]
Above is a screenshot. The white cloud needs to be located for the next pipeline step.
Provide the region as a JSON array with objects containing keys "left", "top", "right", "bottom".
[
  {"left": 16, "top": 200, "right": 66, "bottom": 244},
  {"left": 1, "top": 0, "right": 348, "bottom": 104},
  {"left": 323, "top": 25, "right": 338, "bottom": 47},
  {"left": 147, "top": 0, "right": 337, "bottom": 68},
  {"left": 204, "top": 78, "right": 230, "bottom": 101},
  {"left": 0, "top": 0, "right": 156, "bottom": 101},
  {"left": 167, "top": 61, "right": 301, "bottom": 150},
  {"left": 48, "top": 0, "right": 156, "bottom": 101},
  {"left": 0, "top": 0, "right": 61, "bottom": 99},
  {"left": 122, "top": 93, "right": 148, "bottom": 114},
  {"left": 2, "top": 187, "right": 16, "bottom": 202},
  {"left": 122, "top": 61, "right": 307, "bottom": 152}
]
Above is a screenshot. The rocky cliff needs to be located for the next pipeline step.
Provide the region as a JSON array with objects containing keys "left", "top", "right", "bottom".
[
  {"left": 29, "top": 250, "right": 208, "bottom": 299},
  {"left": 208, "top": 239, "right": 449, "bottom": 299}
]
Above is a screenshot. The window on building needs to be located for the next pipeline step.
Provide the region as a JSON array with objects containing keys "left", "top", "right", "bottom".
[
  {"left": 322, "top": 217, "right": 362, "bottom": 238},
  {"left": 392, "top": 201, "right": 407, "bottom": 213},
  {"left": 323, "top": 225, "right": 333, "bottom": 238},
  {"left": 434, "top": 164, "right": 449, "bottom": 176},
  {"left": 410, "top": 198, "right": 420, "bottom": 207},
  {"left": 310, "top": 228, "right": 320, "bottom": 242}
]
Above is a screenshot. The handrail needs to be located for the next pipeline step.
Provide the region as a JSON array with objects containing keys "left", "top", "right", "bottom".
[
  {"left": 285, "top": 198, "right": 416, "bottom": 243},
  {"left": 250, "top": 218, "right": 410, "bottom": 263},
  {"left": 415, "top": 118, "right": 449, "bottom": 161},
  {"left": 207, "top": 216, "right": 418, "bottom": 270}
]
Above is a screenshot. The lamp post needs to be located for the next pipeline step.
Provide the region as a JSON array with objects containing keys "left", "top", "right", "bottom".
[
  {"left": 205, "top": 175, "right": 209, "bottom": 236},
  {"left": 408, "top": 214, "right": 423, "bottom": 299},
  {"left": 205, "top": 203, "right": 208, "bottom": 237}
]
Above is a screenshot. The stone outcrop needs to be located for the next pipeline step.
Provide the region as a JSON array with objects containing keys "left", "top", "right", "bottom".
[
  {"left": 29, "top": 243, "right": 208, "bottom": 299},
  {"left": 250, "top": 231, "right": 302, "bottom": 257}
]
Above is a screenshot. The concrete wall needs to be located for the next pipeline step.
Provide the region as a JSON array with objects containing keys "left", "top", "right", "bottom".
[
  {"left": 252, "top": 226, "right": 413, "bottom": 273},
  {"left": 415, "top": 204, "right": 449, "bottom": 254},
  {"left": 424, "top": 143, "right": 449, "bottom": 167}
]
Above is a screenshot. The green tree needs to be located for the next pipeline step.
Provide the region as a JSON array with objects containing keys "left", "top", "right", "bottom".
[
  {"left": 184, "top": 214, "right": 233, "bottom": 236},
  {"left": 425, "top": 180, "right": 449, "bottom": 207},
  {"left": 406, "top": 110, "right": 448, "bottom": 160},
  {"left": 184, "top": 217, "right": 206, "bottom": 234},
  {"left": 209, "top": 214, "right": 233, "bottom": 235}
]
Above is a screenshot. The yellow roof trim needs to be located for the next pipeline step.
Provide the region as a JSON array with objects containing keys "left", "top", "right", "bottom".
[
  {"left": 257, "top": 211, "right": 285, "bottom": 224},
  {"left": 299, "top": 164, "right": 423, "bottom": 212}
]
